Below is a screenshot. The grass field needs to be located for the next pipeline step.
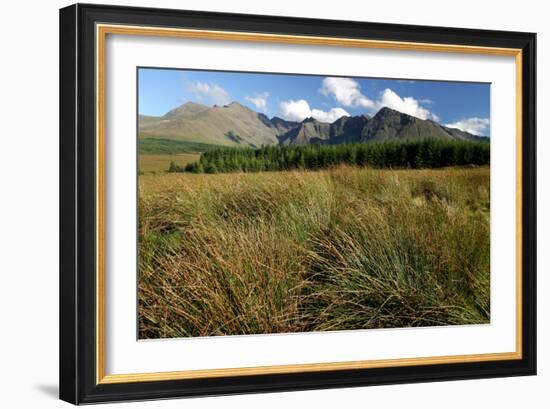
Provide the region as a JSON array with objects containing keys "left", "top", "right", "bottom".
[
  {"left": 139, "top": 137, "right": 227, "bottom": 155},
  {"left": 138, "top": 166, "right": 490, "bottom": 339},
  {"left": 139, "top": 153, "right": 200, "bottom": 173},
  {"left": 138, "top": 137, "right": 222, "bottom": 173}
]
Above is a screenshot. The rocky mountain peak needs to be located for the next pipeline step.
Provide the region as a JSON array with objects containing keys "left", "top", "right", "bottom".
[{"left": 374, "top": 106, "right": 403, "bottom": 118}]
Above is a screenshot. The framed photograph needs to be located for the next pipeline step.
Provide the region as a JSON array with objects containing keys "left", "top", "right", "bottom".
[{"left": 59, "top": 3, "right": 536, "bottom": 404}]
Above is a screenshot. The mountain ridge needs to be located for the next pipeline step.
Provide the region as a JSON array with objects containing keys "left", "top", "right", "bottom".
[{"left": 139, "top": 102, "right": 487, "bottom": 147}]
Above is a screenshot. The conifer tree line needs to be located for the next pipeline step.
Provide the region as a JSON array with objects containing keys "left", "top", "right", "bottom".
[{"left": 169, "top": 139, "right": 490, "bottom": 174}]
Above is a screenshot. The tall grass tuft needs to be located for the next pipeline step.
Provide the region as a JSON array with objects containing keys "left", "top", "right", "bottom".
[{"left": 138, "top": 166, "right": 490, "bottom": 339}]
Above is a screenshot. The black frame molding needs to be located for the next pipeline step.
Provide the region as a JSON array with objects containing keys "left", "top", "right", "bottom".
[{"left": 60, "top": 3, "right": 536, "bottom": 404}]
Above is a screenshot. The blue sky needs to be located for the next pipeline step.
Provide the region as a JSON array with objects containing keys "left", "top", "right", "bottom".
[{"left": 138, "top": 68, "right": 491, "bottom": 136}]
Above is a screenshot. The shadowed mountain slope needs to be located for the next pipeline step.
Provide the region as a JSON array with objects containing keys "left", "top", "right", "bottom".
[{"left": 359, "top": 107, "right": 481, "bottom": 143}]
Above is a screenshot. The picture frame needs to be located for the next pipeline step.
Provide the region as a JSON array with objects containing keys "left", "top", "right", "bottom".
[{"left": 59, "top": 3, "right": 536, "bottom": 404}]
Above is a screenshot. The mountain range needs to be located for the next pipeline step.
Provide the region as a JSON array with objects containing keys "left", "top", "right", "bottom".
[{"left": 139, "top": 101, "right": 487, "bottom": 147}]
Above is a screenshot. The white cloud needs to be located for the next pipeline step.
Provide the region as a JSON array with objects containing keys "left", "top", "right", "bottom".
[
  {"left": 376, "top": 88, "right": 439, "bottom": 121},
  {"left": 320, "top": 77, "right": 437, "bottom": 121},
  {"left": 444, "top": 117, "right": 490, "bottom": 136},
  {"left": 187, "top": 81, "right": 231, "bottom": 105},
  {"left": 280, "top": 100, "right": 312, "bottom": 121},
  {"left": 245, "top": 92, "right": 269, "bottom": 112},
  {"left": 311, "top": 107, "right": 350, "bottom": 123},
  {"left": 279, "top": 99, "right": 349, "bottom": 122},
  {"left": 320, "top": 77, "right": 375, "bottom": 109}
]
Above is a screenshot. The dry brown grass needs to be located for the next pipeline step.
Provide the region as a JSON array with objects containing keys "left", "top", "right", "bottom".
[
  {"left": 138, "top": 166, "right": 490, "bottom": 339},
  {"left": 139, "top": 153, "right": 200, "bottom": 173}
]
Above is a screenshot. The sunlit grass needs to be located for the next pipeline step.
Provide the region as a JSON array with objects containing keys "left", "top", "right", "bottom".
[
  {"left": 139, "top": 153, "right": 200, "bottom": 173},
  {"left": 138, "top": 166, "right": 490, "bottom": 339}
]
